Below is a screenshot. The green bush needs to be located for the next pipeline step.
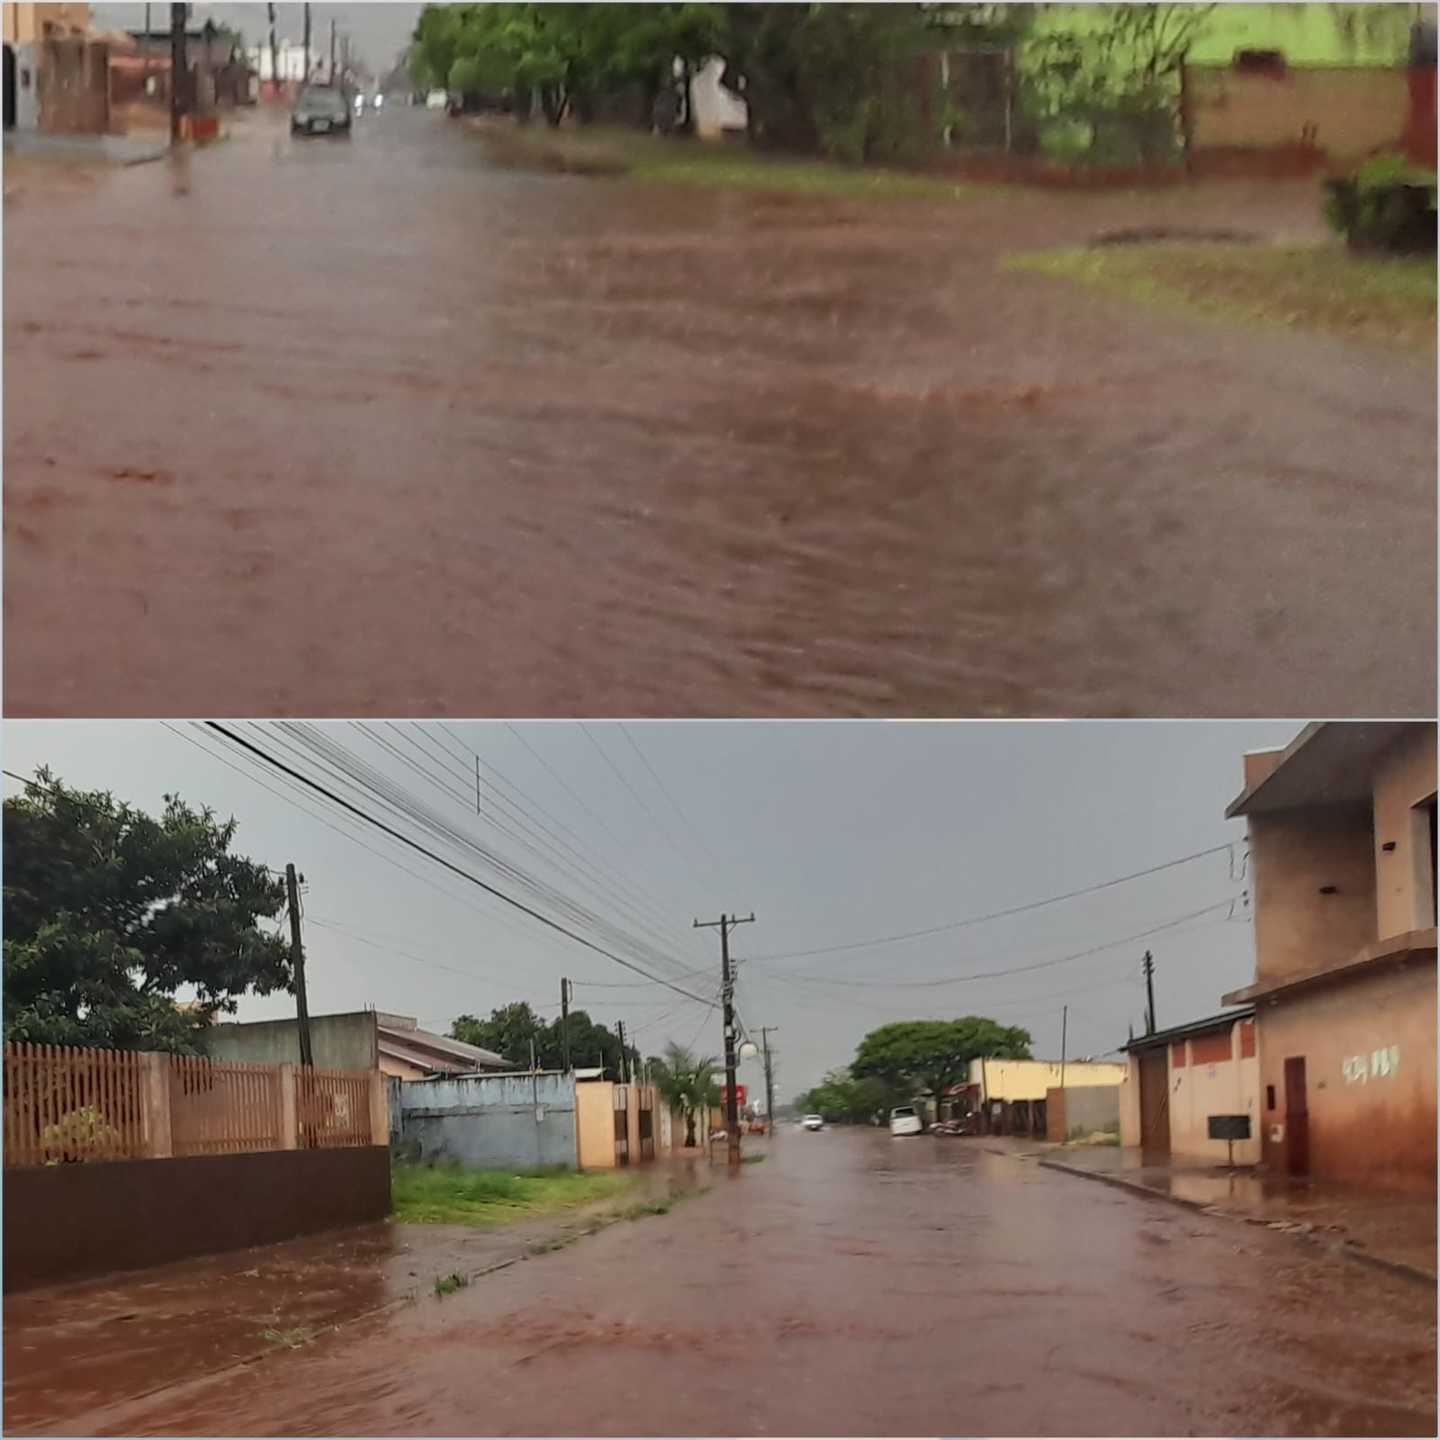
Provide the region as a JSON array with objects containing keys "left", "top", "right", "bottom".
[
  {"left": 41, "top": 1106, "right": 120, "bottom": 1163},
  {"left": 1323, "top": 152, "right": 1438, "bottom": 253}
]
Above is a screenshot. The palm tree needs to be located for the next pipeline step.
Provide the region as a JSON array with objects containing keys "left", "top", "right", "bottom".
[{"left": 652, "top": 1042, "right": 717, "bottom": 1148}]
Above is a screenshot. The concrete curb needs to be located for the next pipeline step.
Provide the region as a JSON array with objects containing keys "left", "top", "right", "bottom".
[{"left": 1038, "top": 1157, "right": 1437, "bottom": 1287}]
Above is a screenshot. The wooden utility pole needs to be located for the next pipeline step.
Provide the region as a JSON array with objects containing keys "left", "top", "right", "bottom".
[
  {"left": 285, "top": 864, "right": 314, "bottom": 1068},
  {"left": 560, "top": 977, "right": 571, "bottom": 1073},
  {"left": 694, "top": 912, "right": 754, "bottom": 1169},
  {"left": 759, "top": 1026, "right": 778, "bottom": 1132},
  {"left": 168, "top": 2, "right": 186, "bottom": 144},
  {"left": 1143, "top": 950, "right": 1157, "bottom": 1036},
  {"left": 302, "top": 2, "right": 311, "bottom": 84}
]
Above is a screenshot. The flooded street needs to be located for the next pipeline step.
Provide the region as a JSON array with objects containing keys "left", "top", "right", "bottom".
[
  {"left": 9, "top": 1130, "right": 1435, "bottom": 1437},
  {"left": 5, "top": 105, "right": 1435, "bottom": 717}
]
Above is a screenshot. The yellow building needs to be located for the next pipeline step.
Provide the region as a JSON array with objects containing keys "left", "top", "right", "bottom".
[{"left": 3, "top": 3, "right": 91, "bottom": 44}]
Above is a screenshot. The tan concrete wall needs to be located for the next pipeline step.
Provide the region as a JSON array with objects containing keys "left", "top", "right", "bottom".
[
  {"left": 1257, "top": 958, "right": 1437, "bottom": 1191},
  {"left": 1188, "top": 65, "right": 1408, "bottom": 163},
  {"left": 1168, "top": 1022, "right": 1262, "bottom": 1165},
  {"left": 1120, "top": 1053, "right": 1143, "bottom": 1148},
  {"left": 575, "top": 1080, "right": 616, "bottom": 1170},
  {"left": 969, "top": 1058, "right": 1127, "bottom": 1101},
  {"left": 4, "top": 4, "right": 90, "bottom": 45},
  {"left": 1372, "top": 727, "right": 1438, "bottom": 940},
  {"left": 1248, "top": 807, "right": 1376, "bottom": 984}
]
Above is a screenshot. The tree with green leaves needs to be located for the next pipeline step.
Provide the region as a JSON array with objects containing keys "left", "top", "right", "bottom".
[
  {"left": 2, "top": 771, "right": 292, "bottom": 1054},
  {"left": 794, "top": 1066, "right": 896, "bottom": 1125},
  {"left": 650, "top": 1041, "right": 718, "bottom": 1146},
  {"left": 451, "top": 1002, "right": 639, "bottom": 1076},
  {"left": 851, "top": 1017, "right": 1032, "bottom": 1101}
]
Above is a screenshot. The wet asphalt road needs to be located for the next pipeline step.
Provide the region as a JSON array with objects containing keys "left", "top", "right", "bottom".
[
  {"left": 21, "top": 1130, "right": 1436, "bottom": 1438},
  {"left": 5, "top": 106, "right": 1435, "bottom": 718}
]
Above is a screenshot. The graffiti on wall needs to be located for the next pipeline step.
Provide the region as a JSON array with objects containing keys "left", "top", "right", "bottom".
[{"left": 1342, "top": 1046, "right": 1400, "bottom": 1085}]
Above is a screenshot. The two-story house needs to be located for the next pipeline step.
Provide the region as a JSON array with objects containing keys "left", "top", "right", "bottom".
[{"left": 1221, "top": 723, "right": 1436, "bottom": 1192}]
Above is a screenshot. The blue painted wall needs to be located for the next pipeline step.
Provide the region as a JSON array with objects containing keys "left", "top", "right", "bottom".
[{"left": 397, "top": 1072, "right": 577, "bottom": 1170}]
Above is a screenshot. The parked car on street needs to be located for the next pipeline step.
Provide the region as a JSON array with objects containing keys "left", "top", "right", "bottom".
[
  {"left": 802, "top": 1114, "right": 824, "bottom": 1131},
  {"left": 425, "top": 88, "right": 449, "bottom": 110},
  {"left": 291, "top": 86, "right": 352, "bottom": 137},
  {"left": 889, "top": 1105, "right": 923, "bottom": 1136}
]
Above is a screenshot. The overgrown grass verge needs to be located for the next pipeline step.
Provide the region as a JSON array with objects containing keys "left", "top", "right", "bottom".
[
  {"left": 466, "top": 121, "right": 980, "bottom": 203},
  {"left": 1004, "top": 241, "right": 1437, "bottom": 350},
  {"left": 391, "top": 1162, "right": 641, "bottom": 1227}
]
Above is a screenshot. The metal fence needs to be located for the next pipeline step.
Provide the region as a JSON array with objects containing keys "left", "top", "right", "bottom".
[
  {"left": 3, "top": 1042, "right": 378, "bottom": 1168},
  {"left": 3, "top": 1042, "right": 149, "bottom": 1167}
]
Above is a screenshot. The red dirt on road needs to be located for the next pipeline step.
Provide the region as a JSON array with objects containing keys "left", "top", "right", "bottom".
[{"left": 4, "top": 109, "right": 1434, "bottom": 717}]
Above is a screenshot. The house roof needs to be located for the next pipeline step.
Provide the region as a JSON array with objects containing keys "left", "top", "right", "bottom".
[
  {"left": 376, "top": 1019, "right": 512, "bottom": 1076},
  {"left": 1226, "top": 723, "right": 1419, "bottom": 819},
  {"left": 1123, "top": 1007, "right": 1254, "bottom": 1053}
]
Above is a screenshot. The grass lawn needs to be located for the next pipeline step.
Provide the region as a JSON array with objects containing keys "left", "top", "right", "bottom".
[
  {"left": 466, "top": 120, "right": 980, "bottom": 202},
  {"left": 391, "top": 1162, "right": 642, "bottom": 1226},
  {"left": 1004, "top": 241, "right": 1437, "bottom": 350}
]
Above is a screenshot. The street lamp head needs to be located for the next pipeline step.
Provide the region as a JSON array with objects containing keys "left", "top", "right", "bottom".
[{"left": 738, "top": 1040, "right": 759, "bottom": 1061}]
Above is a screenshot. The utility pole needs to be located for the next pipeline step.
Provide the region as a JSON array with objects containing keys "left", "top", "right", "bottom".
[
  {"left": 285, "top": 864, "right": 314, "bottom": 1068},
  {"left": 560, "top": 978, "right": 571, "bottom": 1073},
  {"left": 302, "top": 2, "right": 311, "bottom": 84},
  {"left": 329, "top": 19, "right": 336, "bottom": 84},
  {"left": 266, "top": 1, "right": 277, "bottom": 100},
  {"left": 1143, "top": 950, "right": 1157, "bottom": 1036},
  {"left": 169, "top": 2, "right": 186, "bottom": 144},
  {"left": 144, "top": 2, "right": 152, "bottom": 97},
  {"left": 1059, "top": 1006, "right": 1068, "bottom": 1093},
  {"left": 694, "top": 912, "right": 755, "bottom": 1169},
  {"left": 617, "top": 1020, "right": 628, "bottom": 1083},
  {"left": 759, "top": 1027, "right": 778, "bottom": 1133}
]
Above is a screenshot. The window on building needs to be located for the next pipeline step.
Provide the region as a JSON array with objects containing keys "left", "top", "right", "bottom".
[
  {"left": 1424, "top": 794, "right": 1438, "bottom": 926},
  {"left": 1266, "top": 1085, "right": 1276, "bottom": 1111},
  {"left": 1234, "top": 49, "right": 1287, "bottom": 78}
]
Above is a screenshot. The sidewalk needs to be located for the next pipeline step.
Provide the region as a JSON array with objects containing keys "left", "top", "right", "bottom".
[
  {"left": 3, "top": 131, "right": 167, "bottom": 166},
  {"left": 1038, "top": 1144, "right": 1437, "bottom": 1284}
]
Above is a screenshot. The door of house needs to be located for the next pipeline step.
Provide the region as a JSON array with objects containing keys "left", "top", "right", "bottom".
[
  {"left": 1283, "top": 1056, "right": 1309, "bottom": 1177},
  {"left": 1138, "top": 1049, "right": 1170, "bottom": 1156},
  {"left": 3, "top": 46, "right": 16, "bottom": 130},
  {"left": 613, "top": 1085, "right": 630, "bottom": 1167},
  {"left": 638, "top": 1094, "right": 654, "bottom": 1161}
]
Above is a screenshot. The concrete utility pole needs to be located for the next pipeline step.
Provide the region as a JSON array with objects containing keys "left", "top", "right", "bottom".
[
  {"left": 1143, "top": 950, "right": 1157, "bottom": 1036},
  {"left": 302, "top": 2, "right": 311, "bottom": 84},
  {"left": 694, "top": 912, "right": 755, "bottom": 1169},
  {"left": 266, "top": 2, "right": 277, "bottom": 98},
  {"left": 168, "top": 2, "right": 186, "bottom": 144},
  {"left": 285, "top": 864, "right": 314, "bottom": 1068},
  {"left": 329, "top": 19, "right": 336, "bottom": 84},
  {"left": 617, "top": 1020, "right": 629, "bottom": 1084},
  {"left": 759, "top": 1026, "right": 778, "bottom": 1132}
]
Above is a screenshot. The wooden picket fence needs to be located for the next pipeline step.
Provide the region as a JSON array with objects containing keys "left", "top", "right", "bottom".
[
  {"left": 3, "top": 1042, "right": 378, "bottom": 1168},
  {"left": 3, "top": 1042, "right": 148, "bottom": 1167}
]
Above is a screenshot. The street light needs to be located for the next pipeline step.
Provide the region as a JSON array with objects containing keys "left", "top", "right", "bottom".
[{"left": 738, "top": 1040, "right": 758, "bottom": 1061}]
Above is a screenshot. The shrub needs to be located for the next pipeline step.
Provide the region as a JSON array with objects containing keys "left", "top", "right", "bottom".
[
  {"left": 1323, "top": 152, "right": 1438, "bottom": 254},
  {"left": 41, "top": 1105, "right": 120, "bottom": 1164}
]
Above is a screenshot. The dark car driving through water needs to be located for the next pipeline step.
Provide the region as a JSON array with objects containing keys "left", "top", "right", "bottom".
[{"left": 291, "top": 86, "right": 352, "bottom": 137}]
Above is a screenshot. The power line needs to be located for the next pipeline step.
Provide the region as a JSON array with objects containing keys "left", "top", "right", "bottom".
[
  {"left": 752, "top": 843, "right": 1237, "bottom": 963},
  {"left": 618, "top": 723, "right": 726, "bottom": 873},
  {"left": 204, "top": 723, "right": 714, "bottom": 1006}
]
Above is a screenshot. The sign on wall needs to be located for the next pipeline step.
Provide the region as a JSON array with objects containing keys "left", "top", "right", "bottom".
[{"left": 1342, "top": 1046, "right": 1400, "bottom": 1085}]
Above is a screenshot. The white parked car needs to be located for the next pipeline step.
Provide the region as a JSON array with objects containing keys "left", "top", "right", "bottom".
[
  {"left": 801, "top": 1114, "right": 824, "bottom": 1131},
  {"left": 889, "top": 1105, "right": 923, "bottom": 1136},
  {"left": 425, "top": 88, "right": 449, "bottom": 110}
]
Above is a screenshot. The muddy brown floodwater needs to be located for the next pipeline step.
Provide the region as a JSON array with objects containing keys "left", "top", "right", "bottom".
[
  {"left": 4, "top": 107, "right": 1435, "bottom": 717},
  {"left": 9, "top": 1130, "right": 1434, "bottom": 1437}
]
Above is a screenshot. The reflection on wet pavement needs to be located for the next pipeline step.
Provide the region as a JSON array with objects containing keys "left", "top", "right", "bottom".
[
  {"left": 10, "top": 1131, "right": 1434, "bottom": 1437},
  {"left": 5, "top": 107, "right": 1434, "bottom": 717}
]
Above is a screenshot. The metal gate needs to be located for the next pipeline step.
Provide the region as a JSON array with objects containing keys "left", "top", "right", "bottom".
[
  {"left": 1138, "top": 1048, "right": 1170, "bottom": 1156},
  {"left": 613, "top": 1085, "right": 629, "bottom": 1167},
  {"left": 3, "top": 45, "right": 16, "bottom": 131},
  {"left": 1283, "top": 1057, "right": 1309, "bottom": 1177},
  {"left": 638, "top": 1092, "right": 654, "bottom": 1161},
  {"left": 938, "top": 47, "right": 1015, "bottom": 151}
]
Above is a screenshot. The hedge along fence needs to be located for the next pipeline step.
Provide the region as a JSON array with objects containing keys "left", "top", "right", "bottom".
[{"left": 3, "top": 1042, "right": 384, "bottom": 1168}]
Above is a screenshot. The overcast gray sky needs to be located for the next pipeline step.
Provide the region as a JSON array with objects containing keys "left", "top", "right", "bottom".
[
  {"left": 3, "top": 721, "right": 1296, "bottom": 1100},
  {"left": 93, "top": 2, "right": 422, "bottom": 71}
]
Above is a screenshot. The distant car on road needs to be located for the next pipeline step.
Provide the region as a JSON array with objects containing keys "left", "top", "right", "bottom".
[
  {"left": 425, "top": 88, "right": 449, "bottom": 110},
  {"left": 291, "top": 86, "right": 352, "bottom": 137},
  {"left": 802, "top": 1114, "right": 824, "bottom": 1131},
  {"left": 889, "top": 1106, "right": 923, "bottom": 1136}
]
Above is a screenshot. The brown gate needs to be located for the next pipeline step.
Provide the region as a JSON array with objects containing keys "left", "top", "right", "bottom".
[
  {"left": 638, "top": 1091, "right": 654, "bottom": 1161},
  {"left": 613, "top": 1085, "right": 629, "bottom": 1167},
  {"left": 1283, "top": 1057, "right": 1309, "bottom": 1177},
  {"left": 1138, "top": 1048, "right": 1170, "bottom": 1156}
]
